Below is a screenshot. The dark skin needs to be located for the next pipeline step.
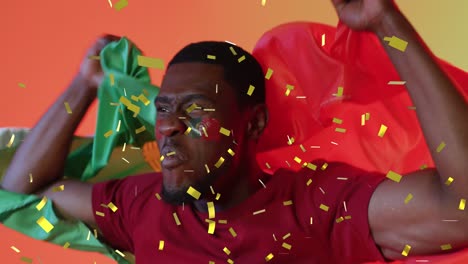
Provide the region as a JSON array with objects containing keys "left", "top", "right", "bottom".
[
  {"left": 155, "top": 63, "right": 267, "bottom": 211},
  {"left": 2, "top": 0, "right": 468, "bottom": 260}
]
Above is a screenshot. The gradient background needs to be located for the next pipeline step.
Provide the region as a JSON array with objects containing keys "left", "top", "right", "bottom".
[{"left": 1, "top": 0, "right": 467, "bottom": 263}]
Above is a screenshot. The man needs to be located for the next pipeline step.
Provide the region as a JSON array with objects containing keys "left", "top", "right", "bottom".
[{"left": 2, "top": 0, "right": 468, "bottom": 263}]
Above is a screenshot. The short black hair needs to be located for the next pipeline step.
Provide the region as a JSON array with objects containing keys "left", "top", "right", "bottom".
[{"left": 168, "top": 41, "right": 265, "bottom": 109}]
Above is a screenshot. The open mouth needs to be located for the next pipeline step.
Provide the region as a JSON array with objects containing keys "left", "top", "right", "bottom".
[{"left": 161, "top": 147, "right": 187, "bottom": 169}]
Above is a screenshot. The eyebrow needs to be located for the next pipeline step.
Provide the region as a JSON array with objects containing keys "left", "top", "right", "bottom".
[{"left": 154, "top": 94, "right": 215, "bottom": 106}]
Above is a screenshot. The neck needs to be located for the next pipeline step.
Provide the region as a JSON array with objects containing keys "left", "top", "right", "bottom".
[{"left": 193, "top": 152, "right": 265, "bottom": 213}]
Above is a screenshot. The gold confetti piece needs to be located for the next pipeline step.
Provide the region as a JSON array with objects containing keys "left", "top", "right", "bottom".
[
  {"left": 187, "top": 186, "right": 201, "bottom": 200},
  {"left": 282, "top": 233, "right": 291, "bottom": 240},
  {"left": 445, "top": 177, "right": 454, "bottom": 186},
  {"left": 227, "top": 148, "right": 235, "bottom": 156},
  {"left": 306, "top": 163, "right": 317, "bottom": 171},
  {"left": 138, "top": 93, "right": 150, "bottom": 105},
  {"left": 265, "top": 253, "right": 274, "bottom": 261},
  {"left": 108, "top": 202, "right": 118, "bottom": 212},
  {"left": 160, "top": 155, "right": 165, "bottom": 161},
  {"left": 5, "top": 133, "right": 14, "bottom": 148},
  {"left": 88, "top": 55, "right": 100, "bottom": 60},
  {"left": 104, "top": 130, "right": 113, "bottom": 138},
  {"left": 116, "top": 119, "right": 121, "bottom": 132},
  {"left": 109, "top": 74, "right": 115, "bottom": 86},
  {"left": 209, "top": 261, "right": 215, "bottom": 264},
  {"left": 131, "top": 95, "right": 139, "bottom": 102},
  {"left": 287, "top": 135, "right": 295, "bottom": 145},
  {"left": 87, "top": 230, "right": 91, "bottom": 240},
  {"left": 115, "top": 249, "right": 125, "bottom": 257},
  {"left": 265, "top": 162, "right": 271, "bottom": 169},
  {"left": 63, "top": 242, "right": 70, "bottom": 249},
  {"left": 135, "top": 125, "right": 146, "bottom": 134},
  {"left": 336, "top": 216, "right": 344, "bottom": 223},
  {"left": 166, "top": 151, "right": 176, "bottom": 156},
  {"left": 95, "top": 211, "right": 105, "bottom": 217},
  {"left": 320, "top": 161, "right": 332, "bottom": 170},
  {"left": 122, "top": 157, "right": 130, "bottom": 163},
  {"left": 186, "top": 103, "right": 198, "bottom": 113},
  {"left": 229, "top": 46, "right": 237, "bottom": 55},
  {"left": 283, "top": 200, "right": 293, "bottom": 206},
  {"left": 247, "top": 85, "right": 255, "bottom": 96},
  {"left": 261, "top": 0, "right": 267, "bottom": 6},
  {"left": 298, "top": 144, "right": 306, "bottom": 153},
  {"left": 208, "top": 202, "right": 215, "bottom": 219},
  {"left": 402, "top": 244, "right": 411, "bottom": 257},
  {"left": 173, "top": 212, "right": 181, "bottom": 225},
  {"left": 321, "top": 34, "right": 326, "bottom": 46},
  {"left": 64, "top": 102, "right": 72, "bottom": 114},
  {"left": 11, "top": 246, "right": 20, "bottom": 253},
  {"left": 183, "top": 126, "right": 192, "bottom": 135},
  {"left": 214, "top": 157, "right": 225, "bottom": 168},
  {"left": 388, "top": 81, "right": 406, "bottom": 85},
  {"left": 218, "top": 219, "right": 227, "bottom": 224},
  {"left": 378, "top": 124, "right": 388, "bottom": 137},
  {"left": 319, "top": 204, "right": 329, "bottom": 212},
  {"left": 335, "top": 128, "right": 347, "bottom": 133},
  {"left": 238, "top": 55, "right": 246, "bottom": 63},
  {"left": 333, "top": 86, "right": 344, "bottom": 97},
  {"left": 285, "top": 84, "right": 294, "bottom": 96},
  {"left": 36, "top": 196, "right": 47, "bottom": 211},
  {"left": 37, "top": 216, "right": 54, "bottom": 233},
  {"left": 208, "top": 221, "right": 216, "bottom": 234},
  {"left": 265, "top": 68, "right": 273, "bottom": 79},
  {"left": 282, "top": 242, "right": 292, "bottom": 250},
  {"left": 337, "top": 177, "right": 348, "bottom": 181},
  {"left": 386, "top": 170, "right": 402, "bottom": 183},
  {"left": 155, "top": 193, "right": 162, "bottom": 200},
  {"left": 20, "top": 257, "right": 33, "bottom": 263},
  {"left": 205, "top": 164, "right": 210, "bottom": 173},
  {"left": 310, "top": 217, "right": 314, "bottom": 224},
  {"left": 228, "top": 227, "right": 237, "bottom": 237},
  {"left": 441, "top": 244, "right": 452, "bottom": 251},
  {"left": 408, "top": 106, "right": 417, "bottom": 110},
  {"left": 227, "top": 259, "right": 234, "bottom": 264},
  {"left": 159, "top": 240, "right": 165, "bottom": 250},
  {"left": 420, "top": 164, "right": 428, "bottom": 170},
  {"left": 114, "top": 0, "right": 128, "bottom": 11},
  {"left": 306, "top": 179, "right": 313, "bottom": 186},
  {"left": 384, "top": 36, "right": 408, "bottom": 52},
  {"left": 223, "top": 247, "right": 231, "bottom": 255},
  {"left": 202, "top": 126, "right": 209, "bottom": 137},
  {"left": 361, "top": 114, "right": 366, "bottom": 126},
  {"left": 436, "top": 142, "right": 446, "bottom": 153},
  {"left": 294, "top": 156, "right": 302, "bottom": 164},
  {"left": 332, "top": 118, "right": 343, "bottom": 124},
  {"left": 18, "top": 82, "right": 26, "bottom": 88},
  {"left": 136, "top": 55, "right": 164, "bottom": 69},
  {"left": 404, "top": 193, "right": 413, "bottom": 204},
  {"left": 219, "top": 127, "right": 231, "bottom": 136},
  {"left": 459, "top": 199, "right": 466, "bottom": 210},
  {"left": 207, "top": 54, "right": 216, "bottom": 60},
  {"left": 203, "top": 108, "right": 216, "bottom": 112},
  {"left": 344, "top": 215, "right": 352, "bottom": 220},
  {"left": 94, "top": 229, "right": 98, "bottom": 238},
  {"left": 365, "top": 113, "right": 370, "bottom": 120},
  {"left": 253, "top": 209, "right": 266, "bottom": 215},
  {"left": 215, "top": 193, "right": 221, "bottom": 200},
  {"left": 52, "top": 184, "right": 64, "bottom": 192}
]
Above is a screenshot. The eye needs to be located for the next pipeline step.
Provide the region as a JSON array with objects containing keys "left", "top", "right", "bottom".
[{"left": 156, "top": 106, "right": 169, "bottom": 113}]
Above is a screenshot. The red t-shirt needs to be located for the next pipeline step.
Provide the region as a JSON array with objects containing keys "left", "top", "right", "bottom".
[{"left": 92, "top": 161, "right": 386, "bottom": 263}]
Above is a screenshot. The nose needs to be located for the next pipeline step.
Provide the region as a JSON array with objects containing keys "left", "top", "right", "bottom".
[{"left": 157, "top": 115, "right": 188, "bottom": 137}]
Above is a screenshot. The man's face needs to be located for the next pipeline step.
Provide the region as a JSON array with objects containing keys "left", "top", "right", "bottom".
[{"left": 155, "top": 62, "right": 245, "bottom": 205}]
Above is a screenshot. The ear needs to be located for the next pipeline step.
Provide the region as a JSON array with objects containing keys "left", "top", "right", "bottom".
[{"left": 247, "top": 104, "right": 268, "bottom": 140}]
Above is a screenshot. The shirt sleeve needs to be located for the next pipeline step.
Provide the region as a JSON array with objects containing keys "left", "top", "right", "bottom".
[
  {"left": 300, "top": 161, "right": 387, "bottom": 263},
  {"left": 92, "top": 176, "right": 142, "bottom": 252}
]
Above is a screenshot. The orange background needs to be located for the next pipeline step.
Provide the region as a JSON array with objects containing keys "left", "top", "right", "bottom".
[{"left": 1, "top": 0, "right": 468, "bottom": 263}]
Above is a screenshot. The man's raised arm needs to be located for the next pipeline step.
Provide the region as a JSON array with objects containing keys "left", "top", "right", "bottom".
[
  {"left": 1, "top": 35, "right": 120, "bottom": 226},
  {"left": 331, "top": 0, "right": 468, "bottom": 259}
]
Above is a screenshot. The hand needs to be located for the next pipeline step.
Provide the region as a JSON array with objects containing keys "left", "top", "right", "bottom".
[
  {"left": 331, "top": 0, "right": 396, "bottom": 32},
  {"left": 78, "top": 34, "right": 121, "bottom": 90}
]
